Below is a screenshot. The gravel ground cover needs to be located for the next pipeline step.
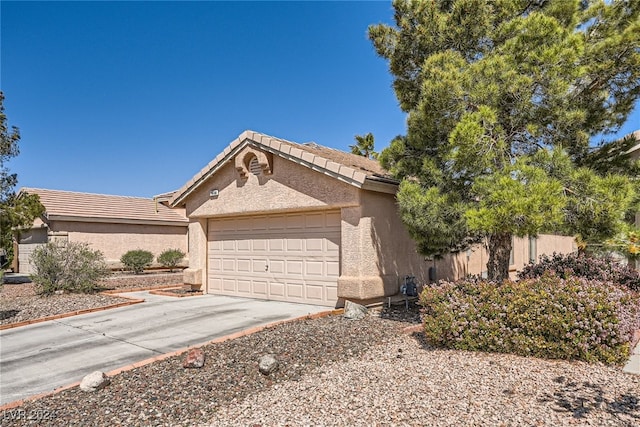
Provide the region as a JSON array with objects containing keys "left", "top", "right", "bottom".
[
  {"left": 2, "top": 301, "right": 639, "bottom": 427},
  {"left": 0, "top": 272, "right": 183, "bottom": 326}
]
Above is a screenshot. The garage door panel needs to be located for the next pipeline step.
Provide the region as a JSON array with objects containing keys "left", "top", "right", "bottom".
[
  {"left": 305, "top": 261, "right": 324, "bottom": 276},
  {"left": 210, "top": 258, "right": 222, "bottom": 272},
  {"left": 326, "top": 237, "right": 339, "bottom": 251},
  {"left": 286, "top": 238, "right": 303, "bottom": 251},
  {"left": 306, "top": 238, "right": 323, "bottom": 251},
  {"left": 287, "top": 260, "right": 303, "bottom": 275},
  {"left": 269, "top": 239, "right": 284, "bottom": 251},
  {"left": 253, "top": 259, "right": 267, "bottom": 273},
  {"left": 305, "top": 213, "right": 325, "bottom": 228},
  {"left": 210, "top": 278, "right": 223, "bottom": 291},
  {"left": 237, "top": 280, "right": 252, "bottom": 294},
  {"left": 237, "top": 259, "right": 251, "bottom": 272},
  {"left": 270, "top": 260, "right": 285, "bottom": 274},
  {"left": 253, "top": 239, "right": 267, "bottom": 251},
  {"left": 208, "top": 210, "right": 339, "bottom": 306},
  {"left": 327, "top": 261, "right": 340, "bottom": 277},
  {"left": 222, "top": 279, "right": 236, "bottom": 292},
  {"left": 287, "top": 283, "right": 304, "bottom": 298},
  {"left": 306, "top": 285, "right": 324, "bottom": 301},
  {"left": 253, "top": 281, "right": 268, "bottom": 296},
  {"left": 270, "top": 282, "right": 285, "bottom": 297},
  {"left": 286, "top": 215, "right": 305, "bottom": 229}
]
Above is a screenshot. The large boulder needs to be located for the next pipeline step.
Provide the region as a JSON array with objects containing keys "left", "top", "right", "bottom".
[
  {"left": 183, "top": 348, "right": 206, "bottom": 368},
  {"left": 258, "top": 354, "right": 279, "bottom": 375},
  {"left": 343, "top": 300, "right": 368, "bottom": 320},
  {"left": 80, "top": 371, "right": 110, "bottom": 392}
]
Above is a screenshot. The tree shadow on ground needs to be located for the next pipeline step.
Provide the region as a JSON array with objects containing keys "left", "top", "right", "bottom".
[
  {"left": 376, "top": 300, "right": 422, "bottom": 324},
  {"left": 0, "top": 309, "right": 20, "bottom": 321},
  {"left": 538, "top": 376, "right": 639, "bottom": 422}
]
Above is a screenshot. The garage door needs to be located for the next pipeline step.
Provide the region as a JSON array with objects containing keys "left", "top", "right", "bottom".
[{"left": 208, "top": 210, "right": 340, "bottom": 306}]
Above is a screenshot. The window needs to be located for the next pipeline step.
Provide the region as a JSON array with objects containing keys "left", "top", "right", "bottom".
[{"left": 529, "top": 236, "right": 537, "bottom": 264}]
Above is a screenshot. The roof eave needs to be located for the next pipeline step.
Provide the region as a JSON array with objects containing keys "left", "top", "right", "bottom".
[
  {"left": 46, "top": 215, "right": 188, "bottom": 227},
  {"left": 170, "top": 132, "right": 397, "bottom": 206}
]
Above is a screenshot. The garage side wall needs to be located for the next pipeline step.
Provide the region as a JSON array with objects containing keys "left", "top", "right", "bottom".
[{"left": 338, "top": 190, "right": 431, "bottom": 301}]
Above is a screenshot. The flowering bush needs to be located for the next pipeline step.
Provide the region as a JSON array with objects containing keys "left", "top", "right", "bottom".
[
  {"left": 420, "top": 274, "right": 640, "bottom": 365},
  {"left": 518, "top": 252, "right": 639, "bottom": 291}
]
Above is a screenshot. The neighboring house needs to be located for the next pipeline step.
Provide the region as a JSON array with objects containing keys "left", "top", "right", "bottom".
[
  {"left": 16, "top": 188, "right": 188, "bottom": 274},
  {"left": 169, "top": 130, "right": 575, "bottom": 307}
]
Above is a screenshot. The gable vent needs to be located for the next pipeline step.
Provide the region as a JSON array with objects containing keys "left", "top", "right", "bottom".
[{"left": 249, "top": 156, "right": 262, "bottom": 175}]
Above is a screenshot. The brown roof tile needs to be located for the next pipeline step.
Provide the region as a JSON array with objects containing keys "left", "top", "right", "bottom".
[{"left": 20, "top": 188, "right": 188, "bottom": 225}]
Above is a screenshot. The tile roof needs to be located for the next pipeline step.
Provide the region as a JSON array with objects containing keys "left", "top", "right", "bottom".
[
  {"left": 20, "top": 188, "right": 188, "bottom": 226},
  {"left": 170, "top": 130, "right": 398, "bottom": 207}
]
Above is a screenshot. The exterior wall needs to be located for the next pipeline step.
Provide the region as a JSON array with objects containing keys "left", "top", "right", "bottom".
[
  {"left": 431, "top": 234, "right": 576, "bottom": 282},
  {"left": 184, "top": 157, "right": 360, "bottom": 218},
  {"left": 183, "top": 219, "right": 207, "bottom": 288},
  {"left": 46, "top": 220, "right": 188, "bottom": 268},
  {"left": 338, "top": 190, "right": 431, "bottom": 301}
]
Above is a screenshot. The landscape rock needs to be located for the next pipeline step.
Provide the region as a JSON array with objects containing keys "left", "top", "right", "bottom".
[
  {"left": 343, "top": 300, "right": 368, "bottom": 320},
  {"left": 80, "top": 371, "right": 110, "bottom": 392},
  {"left": 258, "top": 354, "right": 279, "bottom": 375},
  {"left": 183, "top": 348, "right": 206, "bottom": 368}
]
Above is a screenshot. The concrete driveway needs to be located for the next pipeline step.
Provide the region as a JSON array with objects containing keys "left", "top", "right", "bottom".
[{"left": 0, "top": 291, "right": 328, "bottom": 405}]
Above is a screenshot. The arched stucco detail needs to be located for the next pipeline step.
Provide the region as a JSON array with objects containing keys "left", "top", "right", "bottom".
[{"left": 234, "top": 146, "right": 273, "bottom": 180}]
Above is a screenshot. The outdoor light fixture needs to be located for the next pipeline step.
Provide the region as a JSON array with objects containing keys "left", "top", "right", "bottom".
[{"left": 209, "top": 189, "right": 219, "bottom": 198}]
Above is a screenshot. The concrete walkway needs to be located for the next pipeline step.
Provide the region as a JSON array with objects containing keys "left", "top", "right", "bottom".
[{"left": 0, "top": 291, "right": 328, "bottom": 405}]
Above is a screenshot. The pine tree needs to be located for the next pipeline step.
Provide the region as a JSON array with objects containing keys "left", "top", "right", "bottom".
[{"left": 369, "top": 0, "right": 640, "bottom": 281}]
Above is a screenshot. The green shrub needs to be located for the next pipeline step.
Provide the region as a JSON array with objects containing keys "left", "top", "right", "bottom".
[
  {"left": 420, "top": 274, "right": 640, "bottom": 365},
  {"left": 31, "top": 241, "right": 109, "bottom": 295},
  {"left": 120, "top": 249, "right": 154, "bottom": 274},
  {"left": 157, "top": 248, "right": 185, "bottom": 272}
]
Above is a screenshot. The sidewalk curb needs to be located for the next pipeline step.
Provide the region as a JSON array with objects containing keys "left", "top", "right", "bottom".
[{"left": 0, "top": 308, "right": 344, "bottom": 410}]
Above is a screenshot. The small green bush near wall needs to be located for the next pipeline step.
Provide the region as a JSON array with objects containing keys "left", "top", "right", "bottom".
[
  {"left": 420, "top": 274, "right": 640, "bottom": 365},
  {"left": 31, "top": 241, "right": 109, "bottom": 295},
  {"left": 157, "top": 249, "right": 185, "bottom": 272},
  {"left": 120, "top": 250, "right": 154, "bottom": 274}
]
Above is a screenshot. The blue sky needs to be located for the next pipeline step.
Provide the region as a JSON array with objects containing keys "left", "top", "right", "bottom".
[{"left": 2, "top": 1, "right": 638, "bottom": 198}]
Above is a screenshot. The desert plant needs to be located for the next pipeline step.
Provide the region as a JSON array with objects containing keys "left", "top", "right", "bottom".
[
  {"left": 30, "top": 241, "right": 109, "bottom": 295},
  {"left": 420, "top": 274, "right": 640, "bottom": 365},
  {"left": 120, "top": 249, "right": 154, "bottom": 274},
  {"left": 157, "top": 248, "right": 185, "bottom": 272},
  {"left": 518, "top": 252, "right": 640, "bottom": 291}
]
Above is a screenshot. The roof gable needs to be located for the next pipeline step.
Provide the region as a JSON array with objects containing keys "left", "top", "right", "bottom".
[
  {"left": 170, "top": 130, "right": 398, "bottom": 207},
  {"left": 20, "top": 188, "right": 188, "bottom": 226}
]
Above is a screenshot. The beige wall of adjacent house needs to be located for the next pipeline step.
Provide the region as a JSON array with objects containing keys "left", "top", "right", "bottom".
[
  {"left": 432, "top": 234, "right": 576, "bottom": 282},
  {"left": 47, "top": 220, "right": 188, "bottom": 268}
]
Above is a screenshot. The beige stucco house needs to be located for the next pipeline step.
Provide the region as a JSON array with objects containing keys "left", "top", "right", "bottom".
[
  {"left": 170, "top": 130, "right": 575, "bottom": 307},
  {"left": 16, "top": 188, "right": 188, "bottom": 273}
]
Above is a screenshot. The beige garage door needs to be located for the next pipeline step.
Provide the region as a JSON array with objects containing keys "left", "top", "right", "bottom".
[{"left": 208, "top": 210, "right": 340, "bottom": 306}]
